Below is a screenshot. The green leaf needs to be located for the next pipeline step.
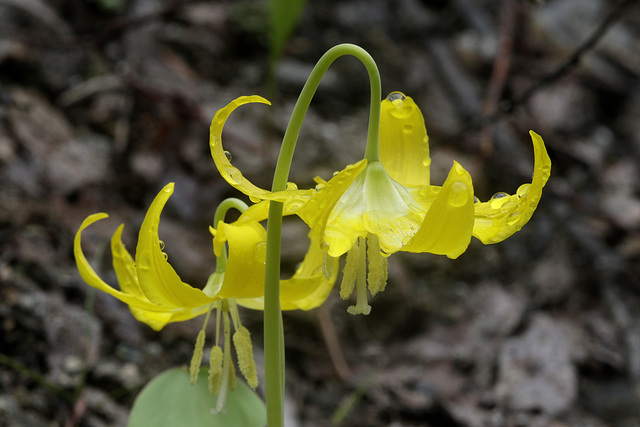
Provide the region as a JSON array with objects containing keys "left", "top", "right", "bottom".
[
  {"left": 128, "top": 367, "right": 266, "bottom": 427},
  {"left": 269, "top": 0, "right": 306, "bottom": 62}
]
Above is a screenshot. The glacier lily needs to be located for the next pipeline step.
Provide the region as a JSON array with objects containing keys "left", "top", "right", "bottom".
[
  {"left": 210, "top": 92, "right": 551, "bottom": 315},
  {"left": 74, "top": 182, "right": 338, "bottom": 409}
]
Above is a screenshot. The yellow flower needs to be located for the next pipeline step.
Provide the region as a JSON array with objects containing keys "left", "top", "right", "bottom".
[
  {"left": 75, "top": 183, "right": 337, "bottom": 329},
  {"left": 75, "top": 182, "right": 338, "bottom": 403},
  {"left": 210, "top": 92, "right": 551, "bottom": 314}
]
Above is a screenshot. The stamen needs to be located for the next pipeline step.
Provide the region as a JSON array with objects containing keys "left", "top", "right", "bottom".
[
  {"left": 340, "top": 240, "right": 359, "bottom": 299},
  {"left": 322, "top": 251, "right": 334, "bottom": 280},
  {"left": 189, "top": 303, "right": 215, "bottom": 384},
  {"left": 213, "top": 307, "right": 232, "bottom": 414},
  {"left": 208, "top": 345, "right": 224, "bottom": 394},
  {"left": 233, "top": 326, "right": 258, "bottom": 389},
  {"left": 366, "top": 234, "right": 388, "bottom": 296},
  {"left": 347, "top": 237, "right": 371, "bottom": 315}
]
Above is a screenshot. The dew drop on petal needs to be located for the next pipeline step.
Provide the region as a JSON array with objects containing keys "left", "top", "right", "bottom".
[
  {"left": 224, "top": 151, "right": 232, "bottom": 161},
  {"left": 474, "top": 196, "right": 480, "bottom": 204},
  {"left": 448, "top": 181, "right": 469, "bottom": 207},
  {"left": 253, "top": 241, "right": 266, "bottom": 262},
  {"left": 162, "top": 252, "right": 168, "bottom": 261},
  {"left": 249, "top": 195, "right": 261, "bottom": 203},
  {"left": 320, "top": 242, "right": 330, "bottom": 252},
  {"left": 516, "top": 183, "right": 531, "bottom": 198},
  {"left": 506, "top": 212, "right": 521, "bottom": 226},
  {"left": 139, "top": 256, "right": 151, "bottom": 269},
  {"left": 223, "top": 166, "right": 243, "bottom": 185},
  {"left": 403, "top": 124, "right": 414, "bottom": 134},
  {"left": 489, "top": 192, "right": 509, "bottom": 209},
  {"left": 386, "top": 92, "right": 406, "bottom": 102},
  {"left": 159, "top": 240, "right": 165, "bottom": 251}
]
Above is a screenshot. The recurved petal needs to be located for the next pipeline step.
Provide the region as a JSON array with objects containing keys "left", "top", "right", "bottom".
[
  {"left": 74, "top": 213, "right": 171, "bottom": 311},
  {"left": 135, "top": 183, "right": 218, "bottom": 308},
  {"left": 402, "top": 162, "right": 475, "bottom": 258},
  {"left": 213, "top": 219, "right": 267, "bottom": 299},
  {"left": 111, "top": 224, "right": 145, "bottom": 298},
  {"left": 210, "top": 96, "right": 272, "bottom": 200},
  {"left": 473, "top": 131, "right": 551, "bottom": 244},
  {"left": 111, "top": 226, "right": 209, "bottom": 330},
  {"left": 236, "top": 231, "right": 339, "bottom": 311},
  {"left": 379, "top": 92, "right": 430, "bottom": 187}
]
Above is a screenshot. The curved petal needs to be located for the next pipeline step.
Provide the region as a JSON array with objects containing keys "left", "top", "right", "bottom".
[
  {"left": 473, "top": 131, "right": 551, "bottom": 244},
  {"left": 110, "top": 226, "right": 210, "bottom": 330},
  {"left": 74, "top": 213, "right": 172, "bottom": 311},
  {"left": 379, "top": 93, "right": 430, "bottom": 187},
  {"left": 402, "top": 162, "right": 475, "bottom": 258},
  {"left": 213, "top": 219, "right": 267, "bottom": 299},
  {"left": 236, "top": 231, "right": 339, "bottom": 311},
  {"left": 209, "top": 96, "right": 272, "bottom": 200},
  {"left": 135, "top": 183, "right": 218, "bottom": 308}
]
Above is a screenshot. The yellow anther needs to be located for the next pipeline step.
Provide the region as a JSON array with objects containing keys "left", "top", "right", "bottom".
[
  {"left": 233, "top": 326, "right": 258, "bottom": 389},
  {"left": 189, "top": 330, "right": 206, "bottom": 384},
  {"left": 208, "top": 345, "right": 224, "bottom": 394},
  {"left": 366, "top": 234, "right": 388, "bottom": 296}
]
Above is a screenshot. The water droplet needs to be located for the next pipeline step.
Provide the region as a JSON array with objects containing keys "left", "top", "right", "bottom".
[
  {"left": 332, "top": 171, "right": 339, "bottom": 177},
  {"left": 490, "top": 192, "right": 510, "bottom": 209},
  {"left": 448, "top": 182, "right": 469, "bottom": 207},
  {"left": 163, "top": 186, "right": 172, "bottom": 193},
  {"left": 320, "top": 242, "right": 330, "bottom": 252},
  {"left": 224, "top": 151, "right": 232, "bottom": 161},
  {"left": 402, "top": 124, "right": 414, "bottom": 134},
  {"left": 223, "top": 166, "right": 243, "bottom": 184},
  {"left": 253, "top": 242, "right": 266, "bottom": 262},
  {"left": 315, "top": 183, "right": 325, "bottom": 191},
  {"left": 506, "top": 212, "right": 521, "bottom": 226},
  {"left": 516, "top": 183, "right": 531, "bottom": 198},
  {"left": 474, "top": 196, "right": 480, "bottom": 204},
  {"left": 285, "top": 182, "right": 298, "bottom": 191},
  {"left": 159, "top": 240, "right": 165, "bottom": 250},
  {"left": 422, "top": 158, "right": 431, "bottom": 167},
  {"left": 249, "top": 195, "right": 261, "bottom": 203},
  {"left": 162, "top": 252, "right": 168, "bottom": 261},
  {"left": 386, "top": 92, "right": 405, "bottom": 102},
  {"left": 139, "top": 256, "right": 151, "bottom": 269}
]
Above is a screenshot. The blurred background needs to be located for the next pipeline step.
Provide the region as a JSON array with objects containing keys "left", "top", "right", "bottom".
[{"left": 1, "top": 0, "right": 640, "bottom": 425}]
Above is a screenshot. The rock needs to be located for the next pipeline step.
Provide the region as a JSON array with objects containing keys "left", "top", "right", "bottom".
[{"left": 496, "top": 314, "right": 579, "bottom": 415}]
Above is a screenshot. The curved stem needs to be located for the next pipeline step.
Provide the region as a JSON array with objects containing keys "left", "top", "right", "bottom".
[
  {"left": 212, "top": 198, "right": 249, "bottom": 274},
  {"left": 263, "top": 43, "right": 382, "bottom": 427}
]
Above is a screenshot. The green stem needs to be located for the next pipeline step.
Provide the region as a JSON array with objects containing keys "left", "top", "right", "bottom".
[
  {"left": 263, "top": 43, "right": 382, "bottom": 427},
  {"left": 212, "top": 198, "right": 249, "bottom": 273}
]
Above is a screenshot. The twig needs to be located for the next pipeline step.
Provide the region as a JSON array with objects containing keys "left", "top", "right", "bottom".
[
  {"left": 466, "top": 0, "right": 637, "bottom": 133},
  {"left": 479, "top": 0, "right": 518, "bottom": 155}
]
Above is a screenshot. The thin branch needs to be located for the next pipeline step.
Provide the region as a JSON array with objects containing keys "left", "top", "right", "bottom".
[{"left": 466, "top": 0, "right": 637, "bottom": 133}]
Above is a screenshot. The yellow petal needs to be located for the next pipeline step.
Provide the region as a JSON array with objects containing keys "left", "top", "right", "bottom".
[
  {"left": 111, "top": 224, "right": 144, "bottom": 298},
  {"left": 236, "top": 231, "right": 339, "bottom": 311},
  {"left": 213, "top": 219, "right": 267, "bottom": 299},
  {"left": 74, "top": 213, "right": 171, "bottom": 311},
  {"left": 209, "top": 96, "right": 272, "bottom": 200},
  {"left": 135, "top": 183, "right": 218, "bottom": 308},
  {"left": 294, "top": 159, "right": 367, "bottom": 256},
  {"left": 402, "top": 162, "right": 475, "bottom": 258},
  {"left": 379, "top": 92, "right": 430, "bottom": 187},
  {"left": 473, "top": 131, "right": 551, "bottom": 244}
]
